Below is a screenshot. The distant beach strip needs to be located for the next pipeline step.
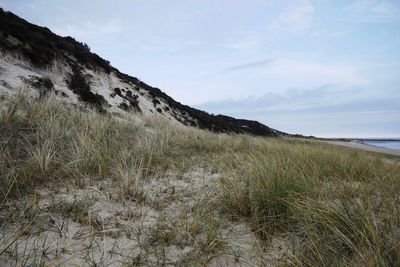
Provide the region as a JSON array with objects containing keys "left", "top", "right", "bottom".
[
  {"left": 359, "top": 140, "right": 400, "bottom": 151},
  {"left": 323, "top": 140, "right": 400, "bottom": 156}
]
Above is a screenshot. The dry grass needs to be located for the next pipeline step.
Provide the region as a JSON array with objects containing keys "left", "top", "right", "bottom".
[{"left": 0, "top": 94, "right": 399, "bottom": 266}]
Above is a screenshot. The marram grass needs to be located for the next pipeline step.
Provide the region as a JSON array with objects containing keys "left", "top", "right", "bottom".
[{"left": 0, "top": 94, "right": 399, "bottom": 266}]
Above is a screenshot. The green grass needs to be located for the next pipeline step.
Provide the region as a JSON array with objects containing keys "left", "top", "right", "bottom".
[
  {"left": 1, "top": 94, "right": 399, "bottom": 266},
  {"left": 216, "top": 142, "right": 400, "bottom": 266}
]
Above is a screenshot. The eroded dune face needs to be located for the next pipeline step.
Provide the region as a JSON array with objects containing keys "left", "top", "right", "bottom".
[
  {"left": 0, "top": 44, "right": 196, "bottom": 127},
  {"left": 0, "top": 8, "right": 279, "bottom": 137}
]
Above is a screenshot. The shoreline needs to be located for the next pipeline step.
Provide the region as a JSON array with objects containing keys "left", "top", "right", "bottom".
[{"left": 323, "top": 140, "right": 400, "bottom": 156}]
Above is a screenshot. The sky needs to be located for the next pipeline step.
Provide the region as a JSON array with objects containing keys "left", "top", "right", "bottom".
[{"left": 1, "top": 0, "right": 400, "bottom": 137}]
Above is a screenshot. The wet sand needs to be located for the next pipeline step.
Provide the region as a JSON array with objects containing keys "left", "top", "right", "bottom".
[{"left": 324, "top": 140, "right": 400, "bottom": 156}]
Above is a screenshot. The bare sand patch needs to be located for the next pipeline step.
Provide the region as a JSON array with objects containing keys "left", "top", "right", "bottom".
[{"left": 0, "top": 168, "right": 289, "bottom": 266}]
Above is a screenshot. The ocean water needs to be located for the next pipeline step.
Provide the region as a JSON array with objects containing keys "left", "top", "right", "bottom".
[{"left": 361, "top": 140, "right": 400, "bottom": 150}]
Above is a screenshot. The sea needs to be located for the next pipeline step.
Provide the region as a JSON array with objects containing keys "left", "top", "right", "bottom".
[{"left": 360, "top": 140, "right": 400, "bottom": 151}]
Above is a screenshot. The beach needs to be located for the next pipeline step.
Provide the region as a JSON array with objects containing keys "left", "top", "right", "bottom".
[{"left": 324, "top": 140, "right": 400, "bottom": 156}]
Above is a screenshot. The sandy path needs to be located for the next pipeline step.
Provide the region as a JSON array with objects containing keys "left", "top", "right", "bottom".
[{"left": 323, "top": 140, "right": 400, "bottom": 156}]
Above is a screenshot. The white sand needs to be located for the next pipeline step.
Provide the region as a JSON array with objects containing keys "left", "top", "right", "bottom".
[
  {"left": 1, "top": 168, "right": 286, "bottom": 266},
  {"left": 323, "top": 140, "right": 400, "bottom": 156}
]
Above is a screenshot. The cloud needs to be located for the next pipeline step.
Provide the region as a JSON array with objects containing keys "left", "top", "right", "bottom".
[
  {"left": 196, "top": 84, "right": 361, "bottom": 114},
  {"left": 271, "top": 0, "right": 315, "bottom": 32},
  {"left": 312, "top": 30, "right": 348, "bottom": 40},
  {"left": 345, "top": 0, "right": 400, "bottom": 23},
  {"left": 222, "top": 34, "right": 264, "bottom": 54},
  {"left": 53, "top": 20, "right": 122, "bottom": 41},
  {"left": 262, "top": 59, "right": 368, "bottom": 87},
  {"left": 219, "top": 57, "right": 367, "bottom": 87},
  {"left": 223, "top": 59, "right": 275, "bottom": 72},
  {"left": 196, "top": 87, "right": 400, "bottom": 137}
]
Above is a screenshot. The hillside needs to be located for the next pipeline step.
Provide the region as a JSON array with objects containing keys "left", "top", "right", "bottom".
[
  {"left": 1, "top": 7, "right": 400, "bottom": 267},
  {"left": 0, "top": 8, "right": 280, "bottom": 136},
  {"left": 1, "top": 94, "right": 400, "bottom": 266}
]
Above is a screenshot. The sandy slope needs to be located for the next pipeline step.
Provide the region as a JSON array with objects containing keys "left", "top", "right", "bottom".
[
  {"left": 323, "top": 140, "right": 400, "bottom": 156},
  {"left": 0, "top": 167, "right": 293, "bottom": 266}
]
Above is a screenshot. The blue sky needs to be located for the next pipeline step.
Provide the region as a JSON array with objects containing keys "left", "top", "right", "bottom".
[{"left": 1, "top": 0, "right": 400, "bottom": 137}]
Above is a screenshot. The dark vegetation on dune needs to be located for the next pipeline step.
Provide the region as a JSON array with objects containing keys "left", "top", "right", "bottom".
[
  {"left": 0, "top": 8, "right": 278, "bottom": 136},
  {"left": 68, "top": 68, "right": 107, "bottom": 112}
]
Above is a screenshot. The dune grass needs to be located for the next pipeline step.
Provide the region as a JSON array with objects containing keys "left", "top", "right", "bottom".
[{"left": 0, "top": 94, "right": 399, "bottom": 266}]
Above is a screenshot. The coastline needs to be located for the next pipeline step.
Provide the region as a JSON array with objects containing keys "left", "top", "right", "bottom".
[{"left": 323, "top": 140, "right": 400, "bottom": 156}]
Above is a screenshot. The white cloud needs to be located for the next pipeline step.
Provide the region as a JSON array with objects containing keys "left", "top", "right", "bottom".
[
  {"left": 223, "top": 58, "right": 276, "bottom": 72},
  {"left": 53, "top": 20, "right": 122, "bottom": 41},
  {"left": 319, "top": 30, "right": 348, "bottom": 40},
  {"left": 262, "top": 59, "right": 368, "bottom": 87},
  {"left": 223, "top": 34, "right": 264, "bottom": 54},
  {"left": 271, "top": 0, "right": 315, "bottom": 33},
  {"left": 346, "top": 0, "right": 400, "bottom": 22}
]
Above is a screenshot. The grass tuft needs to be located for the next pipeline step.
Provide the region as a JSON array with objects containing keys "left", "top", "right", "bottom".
[{"left": 1, "top": 94, "right": 399, "bottom": 265}]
